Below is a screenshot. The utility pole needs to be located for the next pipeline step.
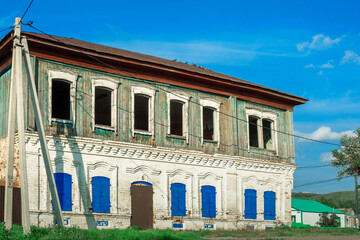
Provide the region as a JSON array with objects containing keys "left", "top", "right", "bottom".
[
  {"left": 4, "top": 17, "right": 31, "bottom": 234},
  {"left": 355, "top": 173, "right": 359, "bottom": 228},
  {"left": 4, "top": 17, "right": 64, "bottom": 234}
]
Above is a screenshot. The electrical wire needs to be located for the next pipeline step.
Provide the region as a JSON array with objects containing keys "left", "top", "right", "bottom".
[
  {"left": 21, "top": 0, "right": 35, "bottom": 21},
  {"left": 0, "top": 26, "right": 14, "bottom": 33},
  {"left": 293, "top": 175, "right": 352, "bottom": 189},
  {"left": 22, "top": 23, "right": 358, "bottom": 150}
]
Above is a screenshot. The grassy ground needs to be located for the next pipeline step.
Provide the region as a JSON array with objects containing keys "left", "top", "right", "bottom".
[{"left": 0, "top": 224, "right": 360, "bottom": 240}]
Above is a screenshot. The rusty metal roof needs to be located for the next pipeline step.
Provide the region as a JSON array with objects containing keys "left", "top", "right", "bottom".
[{"left": 0, "top": 31, "right": 308, "bottom": 106}]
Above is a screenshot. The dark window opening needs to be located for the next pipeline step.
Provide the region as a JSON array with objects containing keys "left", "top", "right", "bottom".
[
  {"left": 52, "top": 80, "right": 70, "bottom": 120},
  {"left": 203, "top": 107, "right": 214, "bottom": 140},
  {"left": 170, "top": 100, "right": 183, "bottom": 136},
  {"left": 134, "top": 94, "right": 149, "bottom": 131},
  {"left": 263, "top": 119, "right": 273, "bottom": 150},
  {"left": 95, "top": 87, "right": 112, "bottom": 126},
  {"left": 249, "top": 116, "right": 258, "bottom": 148}
]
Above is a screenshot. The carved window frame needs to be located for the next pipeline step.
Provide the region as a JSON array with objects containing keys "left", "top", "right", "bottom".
[
  {"left": 48, "top": 70, "right": 77, "bottom": 125},
  {"left": 131, "top": 85, "right": 156, "bottom": 137},
  {"left": 91, "top": 77, "right": 119, "bottom": 132},
  {"left": 167, "top": 92, "right": 190, "bottom": 143},
  {"left": 245, "top": 108, "right": 278, "bottom": 154},
  {"left": 200, "top": 98, "right": 221, "bottom": 147}
]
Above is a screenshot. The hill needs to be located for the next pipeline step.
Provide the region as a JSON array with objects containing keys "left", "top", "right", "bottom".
[{"left": 292, "top": 191, "right": 358, "bottom": 211}]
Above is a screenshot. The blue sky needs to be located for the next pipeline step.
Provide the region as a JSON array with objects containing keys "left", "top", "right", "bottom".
[{"left": 1, "top": 0, "right": 360, "bottom": 193}]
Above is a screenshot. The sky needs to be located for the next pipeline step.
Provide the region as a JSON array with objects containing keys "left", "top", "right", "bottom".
[{"left": 1, "top": 0, "right": 360, "bottom": 193}]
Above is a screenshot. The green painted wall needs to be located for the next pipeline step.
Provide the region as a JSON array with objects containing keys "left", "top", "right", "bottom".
[{"left": 0, "top": 57, "right": 296, "bottom": 162}]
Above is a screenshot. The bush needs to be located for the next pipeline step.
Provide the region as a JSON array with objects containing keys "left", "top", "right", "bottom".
[{"left": 317, "top": 212, "right": 340, "bottom": 227}]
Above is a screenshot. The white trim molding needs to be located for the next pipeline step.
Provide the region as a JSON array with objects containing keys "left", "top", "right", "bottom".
[
  {"left": 245, "top": 108, "right": 278, "bottom": 155},
  {"left": 48, "top": 70, "right": 78, "bottom": 125},
  {"left": 131, "top": 85, "right": 156, "bottom": 138},
  {"left": 200, "top": 98, "right": 222, "bottom": 148},
  {"left": 166, "top": 92, "right": 190, "bottom": 143},
  {"left": 91, "top": 76, "right": 119, "bottom": 132}
]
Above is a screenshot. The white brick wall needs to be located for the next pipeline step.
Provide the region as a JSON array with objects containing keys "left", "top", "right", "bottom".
[{"left": 2, "top": 133, "right": 295, "bottom": 230}]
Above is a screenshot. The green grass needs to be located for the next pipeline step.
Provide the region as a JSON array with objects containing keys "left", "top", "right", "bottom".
[{"left": 0, "top": 223, "right": 359, "bottom": 240}]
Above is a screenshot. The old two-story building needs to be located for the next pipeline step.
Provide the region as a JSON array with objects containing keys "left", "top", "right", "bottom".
[{"left": 0, "top": 31, "right": 307, "bottom": 230}]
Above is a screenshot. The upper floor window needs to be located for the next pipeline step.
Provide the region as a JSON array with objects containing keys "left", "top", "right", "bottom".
[
  {"left": 92, "top": 77, "right": 119, "bottom": 131},
  {"left": 48, "top": 70, "right": 77, "bottom": 124},
  {"left": 131, "top": 85, "right": 155, "bottom": 137},
  {"left": 167, "top": 92, "right": 190, "bottom": 142},
  {"left": 246, "top": 108, "right": 277, "bottom": 153},
  {"left": 200, "top": 99, "right": 221, "bottom": 147}
]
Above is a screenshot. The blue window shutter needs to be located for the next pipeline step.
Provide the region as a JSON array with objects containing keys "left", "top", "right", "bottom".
[
  {"left": 245, "top": 189, "right": 256, "bottom": 219},
  {"left": 54, "top": 173, "right": 72, "bottom": 211},
  {"left": 92, "top": 176, "right": 111, "bottom": 213},
  {"left": 201, "top": 185, "right": 216, "bottom": 218},
  {"left": 264, "top": 191, "right": 276, "bottom": 220},
  {"left": 171, "top": 183, "right": 186, "bottom": 216}
]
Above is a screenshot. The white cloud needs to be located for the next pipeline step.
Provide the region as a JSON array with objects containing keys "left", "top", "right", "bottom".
[
  {"left": 295, "top": 126, "right": 355, "bottom": 141},
  {"left": 101, "top": 40, "right": 288, "bottom": 66},
  {"left": 297, "top": 34, "right": 342, "bottom": 52},
  {"left": 340, "top": 50, "right": 360, "bottom": 65},
  {"left": 320, "top": 152, "right": 335, "bottom": 163},
  {"left": 305, "top": 61, "right": 335, "bottom": 69}
]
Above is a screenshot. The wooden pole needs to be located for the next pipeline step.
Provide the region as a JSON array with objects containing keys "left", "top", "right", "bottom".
[
  {"left": 13, "top": 17, "right": 31, "bottom": 234},
  {"left": 4, "top": 17, "right": 19, "bottom": 231},
  {"left": 21, "top": 36, "right": 64, "bottom": 227}
]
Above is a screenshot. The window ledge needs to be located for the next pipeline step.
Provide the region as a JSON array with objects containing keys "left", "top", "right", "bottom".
[
  {"left": 203, "top": 139, "right": 218, "bottom": 144},
  {"left": 167, "top": 134, "right": 186, "bottom": 140},
  {"left": 134, "top": 130, "right": 153, "bottom": 136},
  {"left": 51, "top": 118, "right": 73, "bottom": 126},
  {"left": 249, "top": 147, "right": 276, "bottom": 153},
  {"left": 94, "top": 125, "right": 115, "bottom": 131}
]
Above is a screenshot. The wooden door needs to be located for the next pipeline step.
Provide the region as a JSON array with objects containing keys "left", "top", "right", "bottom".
[
  {"left": 131, "top": 183, "right": 153, "bottom": 229},
  {"left": 0, "top": 185, "right": 22, "bottom": 225}
]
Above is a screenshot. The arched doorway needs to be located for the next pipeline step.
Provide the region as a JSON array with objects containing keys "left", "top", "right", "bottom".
[{"left": 131, "top": 181, "right": 153, "bottom": 229}]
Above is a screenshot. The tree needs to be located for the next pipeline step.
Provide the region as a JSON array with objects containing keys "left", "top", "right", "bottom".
[
  {"left": 317, "top": 212, "right": 340, "bottom": 227},
  {"left": 331, "top": 127, "right": 360, "bottom": 227}
]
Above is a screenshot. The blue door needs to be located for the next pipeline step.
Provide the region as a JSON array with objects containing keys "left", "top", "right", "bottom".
[
  {"left": 54, "top": 173, "right": 72, "bottom": 211},
  {"left": 171, "top": 183, "right": 186, "bottom": 216},
  {"left": 92, "top": 176, "right": 111, "bottom": 213},
  {"left": 264, "top": 191, "right": 276, "bottom": 220},
  {"left": 245, "top": 189, "right": 257, "bottom": 219},
  {"left": 201, "top": 185, "right": 216, "bottom": 218}
]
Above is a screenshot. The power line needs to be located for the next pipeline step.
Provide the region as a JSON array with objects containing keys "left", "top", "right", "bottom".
[
  {"left": 22, "top": 23, "right": 356, "bottom": 150},
  {"left": 0, "top": 26, "right": 14, "bottom": 33},
  {"left": 293, "top": 175, "right": 351, "bottom": 188},
  {"left": 21, "top": 0, "right": 35, "bottom": 21},
  {"left": 296, "top": 164, "right": 331, "bottom": 169}
]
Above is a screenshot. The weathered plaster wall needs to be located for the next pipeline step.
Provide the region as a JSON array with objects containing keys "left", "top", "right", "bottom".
[{"left": 25, "top": 133, "right": 294, "bottom": 230}]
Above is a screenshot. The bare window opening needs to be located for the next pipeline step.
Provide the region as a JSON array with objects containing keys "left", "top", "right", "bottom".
[
  {"left": 52, "top": 80, "right": 70, "bottom": 120},
  {"left": 249, "top": 116, "right": 259, "bottom": 148},
  {"left": 170, "top": 100, "right": 183, "bottom": 136},
  {"left": 263, "top": 119, "right": 273, "bottom": 150},
  {"left": 203, "top": 107, "right": 214, "bottom": 141},
  {"left": 134, "top": 94, "right": 149, "bottom": 131},
  {"left": 95, "top": 87, "right": 112, "bottom": 126}
]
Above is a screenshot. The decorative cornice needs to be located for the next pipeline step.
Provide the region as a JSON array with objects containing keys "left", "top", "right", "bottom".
[{"left": 24, "top": 133, "right": 296, "bottom": 174}]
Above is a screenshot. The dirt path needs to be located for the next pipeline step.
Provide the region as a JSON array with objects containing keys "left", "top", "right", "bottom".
[{"left": 209, "top": 235, "right": 360, "bottom": 240}]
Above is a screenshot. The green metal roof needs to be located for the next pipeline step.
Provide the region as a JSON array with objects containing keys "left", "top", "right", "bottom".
[{"left": 292, "top": 198, "right": 345, "bottom": 214}]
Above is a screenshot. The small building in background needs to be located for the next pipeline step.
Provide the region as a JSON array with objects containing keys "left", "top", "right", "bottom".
[
  {"left": 337, "top": 208, "right": 356, "bottom": 228},
  {"left": 291, "top": 198, "right": 346, "bottom": 228}
]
